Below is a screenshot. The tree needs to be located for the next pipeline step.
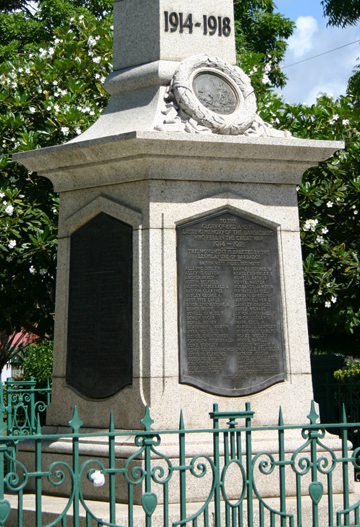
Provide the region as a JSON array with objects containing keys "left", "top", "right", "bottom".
[
  {"left": 234, "top": 0, "right": 295, "bottom": 88},
  {"left": 321, "top": 0, "right": 360, "bottom": 27},
  {"left": 0, "top": 1, "right": 112, "bottom": 338}
]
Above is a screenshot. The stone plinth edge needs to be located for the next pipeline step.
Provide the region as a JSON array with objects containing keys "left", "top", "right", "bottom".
[{"left": 13, "top": 132, "right": 344, "bottom": 192}]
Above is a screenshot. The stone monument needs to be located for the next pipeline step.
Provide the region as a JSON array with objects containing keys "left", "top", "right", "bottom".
[{"left": 14, "top": 0, "right": 343, "bottom": 434}]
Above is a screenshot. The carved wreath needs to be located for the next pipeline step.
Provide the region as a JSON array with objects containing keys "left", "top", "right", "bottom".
[{"left": 170, "top": 55, "right": 258, "bottom": 135}]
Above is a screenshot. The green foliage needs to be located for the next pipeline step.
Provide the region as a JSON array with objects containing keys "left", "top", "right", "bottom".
[
  {"left": 321, "top": 0, "right": 360, "bottom": 27},
  {"left": 262, "top": 90, "right": 360, "bottom": 355},
  {"left": 234, "top": 0, "right": 295, "bottom": 88},
  {"left": 334, "top": 361, "right": 360, "bottom": 383},
  {"left": 0, "top": 4, "right": 112, "bottom": 337},
  {"left": 19, "top": 339, "right": 53, "bottom": 388}
]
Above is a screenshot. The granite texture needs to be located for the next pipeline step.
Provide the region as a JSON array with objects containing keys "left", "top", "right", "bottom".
[
  {"left": 113, "top": 0, "right": 236, "bottom": 71},
  {"left": 14, "top": 131, "right": 343, "bottom": 193},
  {"left": 44, "top": 173, "right": 317, "bottom": 430},
  {"left": 15, "top": 129, "right": 341, "bottom": 430}
]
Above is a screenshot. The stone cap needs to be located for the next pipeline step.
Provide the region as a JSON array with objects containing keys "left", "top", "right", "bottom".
[{"left": 13, "top": 131, "right": 344, "bottom": 192}]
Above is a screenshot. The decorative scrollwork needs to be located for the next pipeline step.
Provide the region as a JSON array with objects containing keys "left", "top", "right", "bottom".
[
  {"left": 4, "top": 451, "right": 28, "bottom": 492},
  {"left": 221, "top": 459, "right": 246, "bottom": 507},
  {"left": 150, "top": 449, "right": 173, "bottom": 485},
  {"left": 254, "top": 452, "right": 277, "bottom": 476},
  {"left": 47, "top": 461, "right": 73, "bottom": 487}
]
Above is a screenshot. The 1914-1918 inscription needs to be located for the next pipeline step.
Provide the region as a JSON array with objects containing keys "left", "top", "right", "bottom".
[
  {"left": 177, "top": 209, "right": 285, "bottom": 396},
  {"left": 66, "top": 213, "right": 132, "bottom": 399}
]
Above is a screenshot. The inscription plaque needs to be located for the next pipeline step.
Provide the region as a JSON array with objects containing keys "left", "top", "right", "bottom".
[
  {"left": 177, "top": 209, "right": 285, "bottom": 396},
  {"left": 66, "top": 213, "right": 132, "bottom": 399}
]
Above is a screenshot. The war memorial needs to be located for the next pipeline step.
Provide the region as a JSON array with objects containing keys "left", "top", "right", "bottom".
[{"left": 10, "top": 0, "right": 358, "bottom": 525}]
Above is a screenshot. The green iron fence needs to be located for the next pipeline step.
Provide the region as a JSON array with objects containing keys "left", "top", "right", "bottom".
[
  {"left": 0, "top": 377, "right": 51, "bottom": 436},
  {"left": 0, "top": 401, "right": 360, "bottom": 527}
]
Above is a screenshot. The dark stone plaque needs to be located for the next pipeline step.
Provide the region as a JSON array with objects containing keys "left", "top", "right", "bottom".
[
  {"left": 66, "top": 213, "right": 132, "bottom": 399},
  {"left": 193, "top": 72, "right": 237, "bottom": 115},
  {"left": 177, "top": 209, "right": 285, "bottom": 396}
]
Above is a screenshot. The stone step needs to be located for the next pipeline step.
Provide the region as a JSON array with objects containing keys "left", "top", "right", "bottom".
[{"left": 5, "top": 485, "right": 360, "bottom": 527}]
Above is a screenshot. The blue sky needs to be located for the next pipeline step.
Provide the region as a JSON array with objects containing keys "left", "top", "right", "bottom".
[{"left": 273, "top": 0, "right": 360, "bottom": 104}]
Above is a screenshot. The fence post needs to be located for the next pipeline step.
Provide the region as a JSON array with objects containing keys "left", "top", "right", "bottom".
[{"left": 6, "top": 378, "right": 13, "bottom": 436}]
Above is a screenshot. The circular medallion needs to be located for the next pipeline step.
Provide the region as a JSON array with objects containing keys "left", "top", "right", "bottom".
[
  {"left": 193, "top": 72, "right": 238, "bottom": 115},
  {"left": 171, "top": 55, "right": 257, "bottom": 135}
]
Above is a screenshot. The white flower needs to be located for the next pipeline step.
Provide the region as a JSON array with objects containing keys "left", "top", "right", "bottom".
[
  {"left": 18, "top": 67, "right": 23, "bottom": 73},
  {"left": 303, "top": 219, "right": 318, "bottom": 232},
  {"left": 321, "top": 227, "right": 329, "bottom": 234},
  {"left": 329, "top": 114, "right": 339, "bottom": 125},
  {"left": 53, "top": 80, "right": 58, "bottom": 86},
  {"left": 29, "top": 266, "right": 36, "bottom": 275},
  {"left": 89, "top": 110, "right": 95, "bottom": 116},
  {"left": 325, "top": 301, "right": 331, "bottom": 308},
  {"left": 342, "top": 119, "right": 350, "bottom": 126},
  {"left": 100, "top": 76, "right": 106, "bottom": 83},
  {"left": 60, "top": 89, "right": 67, "bottom": 96},
  {"left": 61, "top": 126, "right": 70, "bottom": 136},
  {"left": 88, "top": 36, "right": 97, "bottom": 47},
  {"left": 25, "top": 68, "right": 30, "bottom": 74},
  {"left": 39, "top": 268, "right": 47, "bottom": 275},
  {"left": 8, "top": 240, "right": 16, "bottom": 249},
  {"left": 95, "top": 73, "right": 100, "bottom": 79},
  {"left": 79, "top": 14, "right": 84, "bottom": 21},
  {"left": 326, "top": 201, "right": 333, "bottom": 208},
  {"left": 5, "top": 205, "right": 14, "bottom": 216},
  {"left": 354, "top": 210, "right": 358, "bottom": 215},
  {"left": 0, "top": 192, "right": 4, "bottom": 198},
  {"left": 315, "top": 236, "right": 324, "bottom": 244},
  {"left": 331, "top": 296, "right": 337, "bottom": 303},
  {"left": 54, "top": 104, "right": 60, "bottom": 112},
  {"left": 48, "top": 47, "right": 55, "bottom": 55},
  {"left": 29, "top": 107, "right": 36, "bottom": 113},
  {"left": 326, "top": 283, "right": 331, "bottom": 287},
  {"left": 75, "top": 127, "right": 82, "bottom": 135},
  {"left": 39, "top": 48, "right": 47, "bottom": 58},
  {"left": 92, "top": 56, "right": 101, "bottom": 64},
  {"left": 110, "top": 25, "right": 114, "bottom": 30},
  {"left": 318, "top": 290, "right": 323, "bottom": 296},
  {"left": 46, "top": 105, "right": 52, "bottom": 111},
  {"left": 54, "top": 38, "right": 61, "bottom": 45}
]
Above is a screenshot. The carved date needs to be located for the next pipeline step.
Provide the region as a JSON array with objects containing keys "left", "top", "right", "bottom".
[{"left": 164, "top": 12, "right": 231, "bottom": 37}]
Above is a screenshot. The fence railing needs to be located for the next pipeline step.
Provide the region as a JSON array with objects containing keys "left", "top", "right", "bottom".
[
  {"left": 0, "top": 401, "right": 360, "bottom": 527},
  {"left": 0, "top": 377, "right": 51, "bottom": 436}
]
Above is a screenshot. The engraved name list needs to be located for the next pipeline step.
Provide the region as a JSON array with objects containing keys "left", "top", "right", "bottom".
[{"left": 177, "top": 210, "right": 285, "bottom": 396}]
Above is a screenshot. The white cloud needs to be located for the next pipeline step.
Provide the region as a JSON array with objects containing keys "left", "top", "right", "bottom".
[
  {"left": 276, "top": 17, "right": 360, "bottom": 104},
  {"left": 288, "top": 16, "right": 318, "bottom": 58}
]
